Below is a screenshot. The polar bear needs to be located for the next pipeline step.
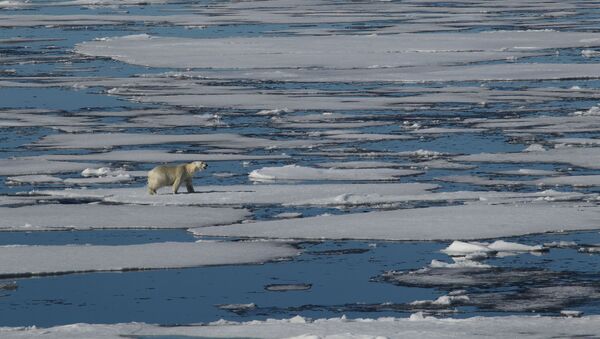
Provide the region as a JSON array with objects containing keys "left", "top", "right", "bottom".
[{"left": 147, "top": 161, "right": 207, "bottom": 195}]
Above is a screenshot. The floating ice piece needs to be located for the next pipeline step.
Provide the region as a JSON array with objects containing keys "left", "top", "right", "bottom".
[
  {"left": 441, "top": 241, "right": 496, "bottom": 256},
  {"left": 274, "top": 212, "right": 303, "bottom": 219},
  {"left": 410, "top": 159, "right": 475, "bottom": 170},
  {"left": 317, "top": 161, "right": 402, "bottom": 169},
  {"left": 573, "top": 105, "right": 600, "bottom": 116},
  {"left": 561, "top": 310, "right": 584, "bottom": 318},
  {"left": 38, "top": 185, "right": 590, "bottom": 208},
  {"left": 6, "top": 175, "right": 63, "bottom": 184},
  {"left": 524, "top": 144, "right": 546, "bottom": 152},
  {"left": 455, "top": 147, "right": 600, "bottom": 169},
  {"left": 410, "top": 294, "right": 470, "bottom": 306},
  {"left": 582, "top": 49, "right": 600, "bottom": 58},
  {"left": 409, "top": 127, "right": 486, "bottom": 134},
  {"left": 265, "top": 283, "right": 312, "bottom": 292},
  {"left": 37, "top": 183, "right": 438, "bottom": 206},
  {"left": 75, "top": 32, "right": 600, "bottom": 70},
  {"left": 0, "top": 159, "right": 99, "bottom": 176},
  {"left": 544, "top": 241, "right": 578, "bottom": 248},
  {"left": 193, "top": 204, "right": 600, "bottom": 241},
  {"left": 257, "top": 108, "right": 291, "bottom": 115},
  {"left": 578, "top": 245, "right": 600, "bottom": 253},
  {"left": 437, "top": 175, "right": 524, "bottom": 187},
  {"left": 429, "top": 259, "right": 491, "bottom": 269},
  {"left": 441, "top": 174, "right": 600, "bottom": 188},
  {"left": 63, "top": 175, "right": 133, "bottom": 185},
  {"left": 249, "top": 165, "right": 422, "bottom": 181},
  {"left": 487, "top": 240, "right": 544, "bottom": 252},
  {"left": 37, "top": 150, "right": 288, "bottom": 162},
  {"left": 217, "top": 303, "right": 256, "bottom": 311},
  {"left": 0, "top": 281, "right": 17, "bottom": 290},
  {"left": 493, "top": 169, "right": 559, "bottom": 176},
  {"left": 0, "top": 241, "right": 297, "bottom": 278},
  {"left": 81, "top": 167, "right": 122, "bottom": 177},
  {"left": 535, "top": 175, "right": 600, "bottom": 187},
  {"left": 31, "top": 133, "right": 323, "bottom": 150},
  {"left": 0, "top": 204, "right": 250, "bottom": 231},
  {"left": 324, "top": 132, "right": 413, "bottom": 141},
  {"left": 551, "top": 138, "right": 600, "bottom": 146}
]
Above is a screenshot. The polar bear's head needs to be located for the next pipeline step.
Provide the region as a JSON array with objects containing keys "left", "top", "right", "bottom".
[{"left": 191, "top": 161, "right": 208, "bottom": 172}]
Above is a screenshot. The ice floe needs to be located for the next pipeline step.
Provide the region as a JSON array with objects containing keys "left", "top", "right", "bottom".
[
  {"left": 0, "top": 159, "right": 100, "bottom": 176},
  {"left": 455, "top": 147, "right": 600, "bottom": 169},
  {"left": 3, "top": 314, "right": 600, "bottom": 338},
  {"left": 36, "top": 150, "right": 288, "bottom": 163},
  {"left": 249, "top": 165, "right": 422, "bottom": 181},
  {"left": 37, "top": 183, "right": 438, "bottom": 206},
  {"left": 442, "top": 240, "right": 544, "bottom": 257},
  {"left": 193, "top": 203, "right": 600, "bottom": 241},
  {"left": 31, "top": 132, "right": 323, "bottom": 150},
  {"left": 75, "top": 32, "right": 600, "bottom": 70},
  {"left": 0, "top": 204, "right": 250, "bottom": 231},
  {"left": 265, "top": 283, "right": 312, "bottom": 292},
  {"left": 0, "top": 241, "right": 297, "bottom": 278}
]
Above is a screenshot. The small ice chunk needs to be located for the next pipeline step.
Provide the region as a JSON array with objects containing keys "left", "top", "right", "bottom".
[
  {"left": 582, "top": 49, "right": 600, "bottom": 58},
  {"left": 81, "top": 167, "right": 112, "bottom": 177},
  {"left": 217, "top": 303, "right": 256, "bottom": 311},
  {"left": 573, "top": 105, "right": 600, "bottom": 116},
  {"left": 523, "top": 144, "right": 546, "bottom": 152},
  {"left": 543, "top": 241, "right": 578, "bottom": 248},
  {"left": 561, "top": 310, "right": 583, "bottom": 317},
  {"left": 274, "top": 212, "right": 303, "bottom": 219},
  {"left": 429, "top": 259, "right": 491, "bottom": 269},
  {"left": 441, "top": 241, "right": 496, "bottom": 256},
  {"left": 265, "top": 283, "right": 312, "bottom": 292},
  {"left": 487, "top": 240, "right": 544, "bottom": 252},
  {"left": 0, "top": 281, "right": 17, "bottom": 290},
  {"left": 256, "top": 108, "right": 292, "bottom": 115},
  {"left": 578, "top": 245, "right": 600, "bottom": 253},
  {"left": 410, "top": 294, "right": 470, "bottom": 306}
]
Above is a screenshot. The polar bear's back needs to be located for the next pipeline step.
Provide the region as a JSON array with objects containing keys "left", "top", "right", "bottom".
[{"left": 148, "top": 165, "right": 176, "bottom": 185}]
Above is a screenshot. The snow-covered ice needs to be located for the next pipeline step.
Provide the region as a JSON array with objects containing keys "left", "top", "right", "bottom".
[
  {"left": 249, "top": 165, "right": 422, "bottom": 181},
  {"left": 193, "top": 203, "right": 600, "bottom": 241},
  {"left": 0, "top": 241, "right": 297, "bottom": 277},
  {"left": 3, "top": 314, "right": 600, "bottom": 338},
  {"left": 0, "top": 204, "right": 250, "bottom": 231},
  {"left": 37, "top": 183, "right": 439, "bottom": 206}
]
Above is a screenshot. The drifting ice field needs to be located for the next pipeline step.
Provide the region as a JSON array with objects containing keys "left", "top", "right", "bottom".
[{"left": 3, "top": 0, "right": 600, "bottom": 337}]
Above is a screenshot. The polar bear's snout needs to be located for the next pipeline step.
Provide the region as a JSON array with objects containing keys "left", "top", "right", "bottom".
[{"left": 194, "top": 161, "right": 208, "bottom": 170}]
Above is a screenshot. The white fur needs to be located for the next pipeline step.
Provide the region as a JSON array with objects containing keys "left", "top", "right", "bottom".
[{"left": 147, "top": 161, "right": 207, "bottom": 195}]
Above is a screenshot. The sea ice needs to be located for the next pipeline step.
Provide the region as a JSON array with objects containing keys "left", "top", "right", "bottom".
[
  {"left": 0, "top": 159, "right": 100, "bottom": 176},
  {"left": 0, "top": 241, "right": 297, "bottom": 278},
  {"left": 4, "top": 314, "right": 600, "bottom": 338},
  {"left": 455, "top": 147, "right": 600, "bottom": 169},
  {"left": 0, "top": 204, "right": 250, "bottom": 231},
  {"left": 38, "top": 183, "right": 438, "bottom": 206},
  {"left": 249, "top": 165, "right": 422, "bottom": 181},
  {"left": 75, "top": 32, "right": 600, "bottom": 70},
  {"left": 193, "top": 203, "right": 600, "bottom": 241}
]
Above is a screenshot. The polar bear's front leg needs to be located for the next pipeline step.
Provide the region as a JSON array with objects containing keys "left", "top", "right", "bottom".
[
  {"left": 172, "top": 176, "right": 182, "bottom": 194},
  {"left": 185, "top": 178, "right": 195, "bottom": 193}
]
